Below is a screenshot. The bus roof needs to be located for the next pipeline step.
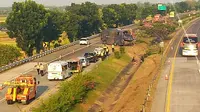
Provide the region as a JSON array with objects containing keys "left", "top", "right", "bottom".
[{"left": 184, "top": 34, "right": 197, "bottom": 38}]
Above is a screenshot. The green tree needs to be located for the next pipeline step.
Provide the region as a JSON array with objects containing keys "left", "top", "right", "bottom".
[
  {"left": 64, "top": 12, "right": 82, "bottom": 42},
  {"left": 6, "top": 0, "right": 49, "bottom": 56},
  {"left": 65, "top": 2, "right": 103, "bottom": 41},
  {"left": 102, "top": 7, "right": 119, "bottom": 28},
  {"left": 42, "top": 10, "right": 62, "bottom": 50},
  {"left": 144, "top": 22, "right": 176, "bottom": 40},
  {"left": 0, "top": 44, "right": 21, "bottom": 66},
  {"left": 64, "top": 3, "right": 83, "bottom": 42},
  {"left": 78, "top": 2, "right": 103, "bottom": 37}
]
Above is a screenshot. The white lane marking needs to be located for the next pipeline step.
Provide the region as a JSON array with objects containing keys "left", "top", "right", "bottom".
[{"left": 0, "top": 98, "right": 5, "bottom": 103}]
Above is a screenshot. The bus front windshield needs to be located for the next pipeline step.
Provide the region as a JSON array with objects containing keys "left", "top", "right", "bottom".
[{"left": 183, "top": 37, "right": 198, "bottom": 43}]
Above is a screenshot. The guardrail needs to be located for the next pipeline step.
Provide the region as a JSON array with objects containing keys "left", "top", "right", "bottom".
[
  {"left": 0, "top": 24, "right": 136, "bottom": 73},
  {"left": 0, "top": 10, "right": 197, "bottom": 73}
]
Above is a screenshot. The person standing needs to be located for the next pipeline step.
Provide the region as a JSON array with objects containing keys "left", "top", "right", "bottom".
[
  {"left": 35, "top": 62, "right": 40, "bottom": 75},
  {"left": 140, "top": 55, "right": 144, "bottom": 63},
  {"left": 112, "top": 44, "right": 115, "bottom": 52},
  {"left": 106, "top": 46, "right": 109, "bottom": 56},
  {"left": 39, "top": 63, "right": 44, "bottom": 76}
]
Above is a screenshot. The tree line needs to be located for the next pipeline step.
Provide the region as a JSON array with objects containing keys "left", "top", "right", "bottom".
[{"left": 4, "top": 0, "right": 200, "bottom": 56}]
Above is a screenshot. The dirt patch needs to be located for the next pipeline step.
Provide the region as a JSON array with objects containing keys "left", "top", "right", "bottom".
[
  {"left": 110, "top": 54, "right": 161, "bottom": 112},
  {"left": 86, "top": 43, "right": 150, "bottom": 112},
  {"left": 126, "top": 43, "right": 148, "bottom": 57},
  {"left": 0, "top": 37, "right": 15, "bottom": 41},
  {"left": 88, "top": 62, "right": 138, "bottom": 112}
]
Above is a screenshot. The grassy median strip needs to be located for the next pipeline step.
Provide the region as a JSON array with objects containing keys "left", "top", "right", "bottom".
[{"left": 32, "top": 54, "right": 131, "bottom": 112}]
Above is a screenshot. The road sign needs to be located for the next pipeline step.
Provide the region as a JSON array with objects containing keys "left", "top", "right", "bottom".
[
  {"left": 158, "top": 4, "right": 166, "bottom": 11},
  {"left": 169, "top": 11, "right": 175, "bottom": 17}
]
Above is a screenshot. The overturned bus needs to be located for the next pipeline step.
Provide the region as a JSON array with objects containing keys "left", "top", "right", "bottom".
[{"left": 101, "top": 28, "right": 135, "bottom": 46}]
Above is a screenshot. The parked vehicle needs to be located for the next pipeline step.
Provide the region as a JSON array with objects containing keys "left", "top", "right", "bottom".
[
  {"left": 78, "top": 57, "right": 90, "bottom": 67},
  {"left": 94, "top": 47, "right": 106, "bottom": 58},
  {"left": 67, "top": 58, "right": 83, "bottom": 73},
  {"left": 101, "top": 28, "right": 135, "bottom": 46},
  {"left": 3, "top": 75, "right": 39, "bottom": 105},
  {"left": 79, "top": 38, "right": 89, "bottom": 45},
  {"left": 84, "top": 52, "right": 98, "bottom": 63},
  {"left": 47, "top": 61, "right": 71, "bottom": 80}
]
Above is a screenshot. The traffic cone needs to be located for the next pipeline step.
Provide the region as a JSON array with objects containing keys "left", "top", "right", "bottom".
[{"left": 165, "top": 74, "right": 169, "bottom": 80}]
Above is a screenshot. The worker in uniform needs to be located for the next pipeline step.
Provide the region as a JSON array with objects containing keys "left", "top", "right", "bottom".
[
  {"left": 35, "top": 62, "right": 40, "bottom": 75},
  {"left": 100, "top": 51, "right": 104, "bottom": 60},
  {"left": 106, "top": 46, "right": 109, "bottom": 56},
  {"left": 112, "top": 44, "right": 115, "bottom": 52},
  {"left": 132, "top": 56, "right": 137, "bottom": 65},
  {"left": 140, "top": 55, "right": 144, "bottom": 63},
  {"left": 39, "top": 63, "right": 44, "bottom": 76},
  {"left": 103, "top": 44, "right": 107, "bottom": 54}
]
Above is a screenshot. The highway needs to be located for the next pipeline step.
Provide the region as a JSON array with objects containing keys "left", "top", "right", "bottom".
[
  {"left": 0, "top": 37, "right": 102, "bottom": 112},
  {"left": 151, "top": 18, "right": 200, "bottom": 112}
]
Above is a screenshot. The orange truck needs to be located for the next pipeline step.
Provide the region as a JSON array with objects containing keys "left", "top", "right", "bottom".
[{"left": 3, "top": 75, "right": 39, "bottom": 105}]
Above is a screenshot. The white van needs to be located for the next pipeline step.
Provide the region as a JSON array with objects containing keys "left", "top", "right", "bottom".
[{"left": 47, "top": 61, "right": 71, "bottom": 80}]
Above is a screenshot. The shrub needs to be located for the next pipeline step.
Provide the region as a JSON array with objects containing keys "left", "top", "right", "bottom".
[
  {"left": 0, "top": 44, "right": 21, "bottom": 66},
  {"left": 120, "top": 46, "right": 125, "bottom": 54},
  {"left": 32, "top": 75, "right": 94, "bottom": 112},
  {"left": 144, "top": 45, "right": 160, "bottom": 57},
  {"left": 114, "top": 51, "right": 121, "bottom": 59}
]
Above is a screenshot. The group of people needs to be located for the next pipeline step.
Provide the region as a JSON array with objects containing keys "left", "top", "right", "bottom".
[{"left": 35, "top": 62, "right": 45, "bottom": 76}]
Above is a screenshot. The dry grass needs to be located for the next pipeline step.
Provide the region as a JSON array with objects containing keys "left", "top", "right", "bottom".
[
  {"left": 112, "top": 54, "right": 161, "bottom": 112},
  {"left": 0, "top": 31, "right": 8, "bottom": 38},
  {"left": 0, "top": 16, "right": 6, "bottom": 22}
]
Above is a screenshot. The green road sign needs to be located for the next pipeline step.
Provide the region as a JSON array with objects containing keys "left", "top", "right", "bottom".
[{"left": 158, "top": 4, "right": 166, "bottom": 11}]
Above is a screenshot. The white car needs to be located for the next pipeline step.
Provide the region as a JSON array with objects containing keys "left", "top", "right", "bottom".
[
  {"left": 79, "top": 38, "right": 89, "bottom": 45},
  {"left": 94, "top": 47, "right": 105, "bottom": 56},
  {"left": 78, "top": 57, "right": 90, "bottom": 67}
]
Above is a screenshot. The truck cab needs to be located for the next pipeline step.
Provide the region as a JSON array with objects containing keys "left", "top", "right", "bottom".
[
  {"left": 4, "top": 75, "right": 38, "bottom": 105},
  {"left": 67, "top": 58, "right": 83, "bottom": 73}
]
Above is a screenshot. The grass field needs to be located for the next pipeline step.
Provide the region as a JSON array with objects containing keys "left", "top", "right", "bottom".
[
  {"left": 0, "top": 31, "right": 8, "bottom": 38},
  {"left": 0, "top": 16, "right": 6, "bottom": 22},
  {"left": 71, "top": 54, "right": 131, "bottom": 112}
]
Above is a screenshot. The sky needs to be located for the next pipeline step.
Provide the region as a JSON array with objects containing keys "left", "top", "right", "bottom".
[{"left": 0, "top": 0, "right": 184, "bottom": 7}]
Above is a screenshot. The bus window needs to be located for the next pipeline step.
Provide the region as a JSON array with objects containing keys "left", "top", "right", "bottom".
[
  {"left": 183, "top": 37, "right": 197, "bottom": 43},
  {"left": 64, "top": 65, "right": 68, "bottom": 70}
]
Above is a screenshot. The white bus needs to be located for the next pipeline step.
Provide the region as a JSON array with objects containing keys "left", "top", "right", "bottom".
[
  {"left": 181, "top": 34, "right": 199, "bottom": 56},
  {"left": 47, "top": 61, "right": 71, "bottom": 80}
]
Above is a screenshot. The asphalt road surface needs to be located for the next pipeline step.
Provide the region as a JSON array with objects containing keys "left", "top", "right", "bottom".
[
  {"left": 151, "top": 18, "right": 200, "bottom": 112},
  {"left": 0, "top": 37, "right": 102, "bottom": 112}
]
